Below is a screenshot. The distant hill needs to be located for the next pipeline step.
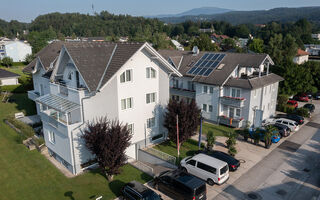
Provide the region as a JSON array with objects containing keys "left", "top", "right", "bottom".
[
  {"left": 146, "top": 7, "right": 232, "bottom": 18},
  {"left": 159, "top": 7, "right": 320, "bottom": 25}
]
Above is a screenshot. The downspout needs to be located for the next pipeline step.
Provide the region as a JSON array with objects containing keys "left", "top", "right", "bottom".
[
  {"left": 70, "top": 91, "right": 95, "bottom": 174},
  {"left": 217, "top": 86, "right": 222, "bottom": 124}
]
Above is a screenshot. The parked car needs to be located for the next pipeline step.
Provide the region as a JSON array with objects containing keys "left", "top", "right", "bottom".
[
  {"left": 180, "top": 153, "right": 229, "bottom": 186},
  {"left": 197, "top": 150, "right": 240, "bottom": 171},
  {"left": 249, "top": 128, "right": 281, "bottom": 143},
  {"left": 154, "top": 169, "right": 207, "bottom": 200},
  {"left": 303, "top": 103, "right": 315, "bottom": 113},
  {"left": 293, "top": 94, "right": 309, "bottom": 102},
  {"left": 314, "top": 93, "right": 320, "bottom": 100},
  {"left": 287, "top": 100, "right": 298, "bottom": 108},
  {"left": 272, "top": 123, "right": 291, "bottom": 137},
  {"left": 122, "top": 181, "right": 162, "bottom": 200},
  {"left": 275, "top": 114, "right": 304, "bottom": 125},
  {"left": 272, "top": 118, "right": 299, "bottom": 132}
]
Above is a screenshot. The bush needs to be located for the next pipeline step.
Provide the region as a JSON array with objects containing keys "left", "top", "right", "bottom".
[
  {"left": 226, "top": 132, "right": 237, "bottom": 148},
  {"left": 1, "top": 57, "right": 13, "bottom": 67},
  {"left": 228, "top": 146, "right": 237, "bottom": 157},
  {"left": 7, "top": 115, "right": 35, "bottom": 139},
  {"left": 295, "top": 107, "right": 310, "bottom": 117},
  {"left": 206, "top": 131, "right": 216, "bottom": 151},
  {"left": 277, "top": 104, "right": 295, "bottom": 114},
  {"left": 278, "top": 94, "right": 289, "bottom": 105}
]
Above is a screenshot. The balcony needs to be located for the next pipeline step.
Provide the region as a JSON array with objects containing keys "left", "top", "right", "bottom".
[
  {"left": 220, "top": 96, "right": 245, "bottom": 107},
  {"left": 219, "top": 116, "right": 244, "bottom": 128},
  {"left": 28, "top": 90, "right": 40, "bottom": 101},
  {"left": 50, "top": 82, "right": 88, "bottom": 104},
  {"left": 170, "top": 87, "right": 195, "bottom": 99}
]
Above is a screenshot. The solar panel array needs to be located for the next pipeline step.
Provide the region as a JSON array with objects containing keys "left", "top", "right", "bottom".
[{"left": 187, "top": 53, "right": 225, "bottom": 76}]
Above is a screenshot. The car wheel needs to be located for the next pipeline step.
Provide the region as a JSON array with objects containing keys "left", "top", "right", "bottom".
[
  {"left": 207, "top": 179, "right": 214, "bottom": 186},
  {"left": 181, "top": 167, "right": 188, "bottom": 173}
]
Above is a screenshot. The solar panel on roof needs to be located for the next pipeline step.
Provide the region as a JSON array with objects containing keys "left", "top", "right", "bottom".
[{"left": 186, "top": 53, "right": 226, "bottom": 76}]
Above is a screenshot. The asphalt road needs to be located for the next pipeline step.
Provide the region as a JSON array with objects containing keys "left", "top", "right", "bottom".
[{"left": 214, "top": 101, "right": 320, "bottom": 200}]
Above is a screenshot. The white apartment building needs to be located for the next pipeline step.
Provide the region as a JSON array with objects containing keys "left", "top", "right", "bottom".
[
  {"left": 25, "top": 41, "right": 181, "bottom": 174},
  {"left": 0, "top": 40, "right": 32, "bottom": 62},
  {"left": 159, "top": 49, "right": 283, "bottom": 128}
]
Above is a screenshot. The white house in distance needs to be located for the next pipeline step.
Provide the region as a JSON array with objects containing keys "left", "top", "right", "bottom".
[
  {"left": 159, "top": 49, "right": 283, "bottom": 128},
  {"left": 24, "top": 41, "right": 181, "bottom": 175},
  {"left": 0, "top": 40, "right": 32, "bottom": 62},
  {"left": 311, "top": 33, "right": 320, "bottom": 41},
  {"left": 0, "top": 69, "right": 20, "bottom": 86},
  {"left": 293, "top": 48, "right": 309, "bottom": 65}
]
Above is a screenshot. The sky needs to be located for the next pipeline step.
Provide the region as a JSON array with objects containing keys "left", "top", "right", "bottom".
[{"left": 1, "top": 0, "right": 320, "bottom": 22}]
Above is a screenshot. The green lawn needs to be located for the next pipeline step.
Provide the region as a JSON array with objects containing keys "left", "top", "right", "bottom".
[
  {"left": 153, "top": 139, "right": 205, "bottom": 164},
  {"left": 201, "top": 122, "right": 235, "bottom": 136},
  {"left": 0, "top": 93, "right": 152, "bottom": 200}
]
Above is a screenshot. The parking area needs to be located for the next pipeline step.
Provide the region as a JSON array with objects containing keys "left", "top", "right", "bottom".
[{"left": 142, "top": 99, "right": 320, "bottom": 200}]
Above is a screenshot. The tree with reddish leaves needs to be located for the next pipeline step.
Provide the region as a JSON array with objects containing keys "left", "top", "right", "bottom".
[
  {"left": 164, "top": 99, "right": 201, "bottom": 147},
  {"left": 82, "top": 117, "right": 132, "bottom": 181}
]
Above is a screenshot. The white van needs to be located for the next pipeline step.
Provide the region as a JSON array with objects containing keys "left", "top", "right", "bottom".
[
  {"left": 272, "top": 118, "right": 299, "bottom": 132},
  {"left": 180, "top": 153, "right": 229, "bottom": 186}
]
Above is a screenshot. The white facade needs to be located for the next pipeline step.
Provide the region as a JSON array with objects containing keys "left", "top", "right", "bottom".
[
  {"left": 0, "top": 40, "right": 32, "bottom": 62},
  {"left": 29, "top": 43, "right": 181, "bottom": 174},
  {"left": 311, "top": 34, "right": 320, "bottom": 40},
  {"left": 293, "top": 55, "right": 309, "bottom": 65}
]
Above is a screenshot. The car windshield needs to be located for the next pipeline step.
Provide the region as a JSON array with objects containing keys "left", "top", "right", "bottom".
[
  {"left": 220, "top": 165, "right": 228, "bottom": 175},
  {"left": 195, "top": 184, "right": 206, "bottom": 196},
  {"left": 143, "top": 190, "right": 161, "bottom": 200}
]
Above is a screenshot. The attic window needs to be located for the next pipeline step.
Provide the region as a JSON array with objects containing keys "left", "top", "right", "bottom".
[
  {"left": 68, "top": 72, "right": 73, "bottom": 80},
  {"left": 217, "top": 64, "right": 225, "bottom": 70}
]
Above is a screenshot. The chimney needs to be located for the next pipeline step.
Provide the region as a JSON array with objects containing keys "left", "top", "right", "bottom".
[{"left": 192, "top": 46, "right": 199, "bottom": 55}]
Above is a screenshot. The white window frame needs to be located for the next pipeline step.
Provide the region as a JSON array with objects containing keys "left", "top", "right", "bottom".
[
  {"left": 121, "top": 97, "right": 133, "bottom": 110},
  {"left": 147, "top": 117, "right": 156, "bottom": 128},
  {"left": 208, "top": 105, "right": 213, "bottom": 112},
  {"left": 146, "top": 92, "right": 156, "bottom": 104},
  {"left": 146, "top": 67, "right": 156, "bottom": 79},
  {"left": 230, "top": 88, "right": 241, "bottom": 98},
  {"left": 120, "top": 69, "right": 132, "bottom": 83},
  {"left": 128, "top": 124, "right": 134, "bottom": 134},
  {"left": 203, "top": 85, "right": 208, "bottom": 93},
  {"left": 48, "top": 131, "right": 55, "bottom": 144},
  {"left": 202, "top": 104, "right": 207, "bottom": 112}
]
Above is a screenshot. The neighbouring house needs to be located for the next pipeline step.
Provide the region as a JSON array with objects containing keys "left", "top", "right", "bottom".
[
  {"left": 311, "top": 33, "right": 320, "bottom": 41},
  {"left": 305, "top": 44, "right": 320, "bottom": 56},
  {"left": 171, "top": 40, "right": 184, "bottom": 51},
  {"left": 0, "top": 69, "right": 20, "bottom": 86},
  {"left": 293, "top": 49, "right": 309, "bottom": 65},
  {"left": 24, "top": 41, "right": 181, "bottom": 174},
  {"left": 199, "top": 28, "right": 215, "bottom": 33},
  {"left": 211, "top": 34, "right": 229, "bottom": 44},
  {"left": 159, "top": 49, "right": 283, "bottom": 129},
  {"left": 236, "top": 38, "right": 249, "bottom": 48},
  {"left": 0, "top": 39, "right": 32, "bottom": 62}
]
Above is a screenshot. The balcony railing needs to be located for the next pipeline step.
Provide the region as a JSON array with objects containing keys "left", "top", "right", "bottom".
[
  {"left": 219, "top": 115, "right": 244, "bottom": 128},
  {"left": 220, "top": 96, "right": 245, "bottom": 107},
  {"left": 170, "top": 87, "right": 196, "bottom": 99}
]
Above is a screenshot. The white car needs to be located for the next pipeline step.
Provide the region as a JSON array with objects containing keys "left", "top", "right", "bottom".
[
  {"left": 272, "top": 118, "right": 299, "bottom": 132},
  {"left": 180, "top": 153, "right": 229, "bottom": 186}
]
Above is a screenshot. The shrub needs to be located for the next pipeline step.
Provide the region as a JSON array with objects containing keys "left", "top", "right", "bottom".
[
  {"left": 228, "top": 146, "right": 237, "bottom": 157},
  {"left": 7, "top": 115, "right": 35, "bottom": 139},
  {"left": 206, "top": 131, "right": 216, "bottom": 151},
  {"left": 226, "top": 132, "right": 237, "bottom": 148},
  {"left": 1, "top": 57, "right": 13, "bottom": 67},
  {"left": 295, "top": 107, "right": 310, "bottom": 117},
  {"left": 277, "top": 104, "right": 295, "bottom": 114},
  {"left": 278, "top": 94, "right": 289, "bottom": 105}
]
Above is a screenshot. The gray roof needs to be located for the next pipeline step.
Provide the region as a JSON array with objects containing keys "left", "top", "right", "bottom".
[
  {"left": 23, "top": 41, "right": 63, "bottom": 73},
  {"left": 225, "top": 73, "right": 284, "bottom": 89},
  {"left": 64, "top": 42, "right": 144, "bottom": 91},
  {"left": 0, "top": 69, "right": 20, "bottom": 79},
  {"left": 158, "top": 50, "right": 276, "bottom": 87}
]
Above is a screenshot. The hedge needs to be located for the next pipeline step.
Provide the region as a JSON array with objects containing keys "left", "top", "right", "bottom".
[{"left": 6, "top": 115, "right": 35, "bottom": 139}]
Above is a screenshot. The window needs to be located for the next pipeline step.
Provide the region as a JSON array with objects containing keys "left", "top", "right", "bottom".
[
  {"left": 197, "top": 162, "right": 216, "bottom": 174},
  {"left": 121, "top": 97, "right": 133, "bottom": 110},
  {"left": 209, "top": 87, "right": 214, "bottom": 94},
  {"left": 146, "top": 92, "right": 156, "bottom": 104},
  {"left": 68, "top": 72, "right": 72, "bottom": 80},
  {"left": 128, "top": 124, "right": 134, "bottom": 134},
  {"left": 209, "top": 105, "right": 213, "bottom": 112},
  {"left": 236, "top": 108, "right": 241, "bottom": 117},
  {"left": 147, "top": 117, "right": 155, "bottom": 128},
  {"left": 203, "top": 86, "right": 208, "bottom": 93},
  {"left": 152, "top": 134, "right": 163, "bottom": 141},
  {"left": 146, "top": 67, "right": 156, "bottom": 78},
  {"left": 187, "top": 159, "right": 196, "bottom": 166},
  {"left": 202, "top": 104, "right": 207, "bottom": 112},
  {"left": 172, "top": 95, "right": 180, "bottom": 101},
  {"left": 120, "top": 70, "right": 132, "bottom": 83},
  {"left": 188, "top": 81, "right": 194, "bottom": 91},
  {"left": 231, "top": 88, "right": 241, "bottom": 98},
  {"left": 48, "top": 131, "right": 55, "bottom": 144}
]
